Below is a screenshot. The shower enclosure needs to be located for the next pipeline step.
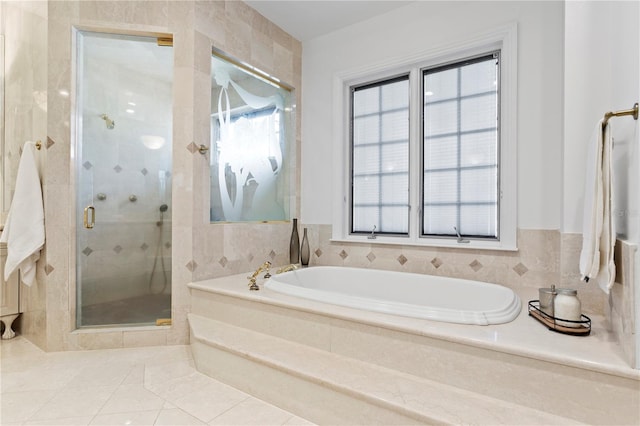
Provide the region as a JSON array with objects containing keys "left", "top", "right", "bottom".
[{"left": 75, "top": 31, "right": 173, "bottom": 327}]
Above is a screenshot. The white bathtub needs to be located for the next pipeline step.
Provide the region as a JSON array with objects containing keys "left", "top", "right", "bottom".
[{"left": 264, "top": 266, "right": 521, "bottom": 325}]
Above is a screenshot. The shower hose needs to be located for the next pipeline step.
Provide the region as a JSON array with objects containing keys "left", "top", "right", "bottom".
[{"left": 149, "top": 204, "right": 169, "bottom": 295}]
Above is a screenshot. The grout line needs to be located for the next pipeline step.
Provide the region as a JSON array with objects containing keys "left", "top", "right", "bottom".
[{"left": 205, "top": 395, "right": 250, "bottom": 423}]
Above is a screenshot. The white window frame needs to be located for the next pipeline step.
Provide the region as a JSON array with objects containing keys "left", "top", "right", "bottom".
[{"left": 332, "top": 23, "right": 518, "bottom": 251}]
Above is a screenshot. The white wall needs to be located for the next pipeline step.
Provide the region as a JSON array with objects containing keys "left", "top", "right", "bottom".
[
  {"left": 564, "top": 0, "right": 640, "bottom": 369},
  {"left": 563, "top": 1, "right": 639, "bottom": 238},
  {"left": 301, "top": 1, "right": 564, "bottom": 230}
]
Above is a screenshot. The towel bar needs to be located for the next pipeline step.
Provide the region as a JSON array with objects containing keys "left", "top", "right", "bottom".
[{"left": 603, "top": 103, "right": 638, "bottom": 126}]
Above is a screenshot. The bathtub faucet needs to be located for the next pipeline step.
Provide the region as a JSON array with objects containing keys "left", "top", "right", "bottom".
[
  {"left": 367, "top": 225, "right": 377, "bottom": 239},
  {"left": 247, "top": 261, "right": 271, "bottom": 291},
  {"left": 276, "top": 264, "right": 299, "bottom": 274}
]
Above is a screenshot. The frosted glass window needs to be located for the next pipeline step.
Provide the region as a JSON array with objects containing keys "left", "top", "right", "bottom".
[
  {"left": 423, "top": 53, "right": 499, "bottom": 238},
  {"left": 210, "top": 53, "right": 293, "bottom": 222},
  {"left": 351, "top": 76, "right": 409, "bottom": 235}
]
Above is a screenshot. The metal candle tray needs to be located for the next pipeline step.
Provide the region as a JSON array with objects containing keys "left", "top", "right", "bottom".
[{"left": 528, "top": 300, "right": 591, "bottom": 336}]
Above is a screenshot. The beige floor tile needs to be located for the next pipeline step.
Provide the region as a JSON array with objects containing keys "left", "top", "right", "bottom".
[
  {"left": 143, "top": 358, "right": 196, "bottom": 386},
  {"left": 155, "top": 408, "right": 207, "bottom": 425},
  {"left": 0, "top": 338, "right": 315, "bottom": 426},
  {"left": 65, "top": 362, "right": 135, "bottom": 388},
  {"left": 99, "top": 383, "right": 166, "bottom": 414},
  {"left": 90, "top": 409, "right": 160, "bottom": 425},
  {"left": 283, "top": 416, "right": 315, "bottom": 426},
  {"left": 171, "top": 382, "right": 249, "bottom": 423},
  {"left": 23, "top": 416, "right": 95, "bottom": 425},
  {"left": 208, "top": 397, "right": 295, "bottom": 425},
  {"left": 144, "top": 371, "right": 215, "bottom": 401},
  {"left": 30, "top": 385, "right": 117, "bottom": 421},
  {"left": 0, "top": 389, "right": 56, "bottom": 424},
  {"left": 1, "top": 363, "right": 79, "bottom": 392}
]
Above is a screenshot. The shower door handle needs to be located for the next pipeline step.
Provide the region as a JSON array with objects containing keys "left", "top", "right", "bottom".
[{"left": 83, "top": 206, "right": 95, "bottom": 229}]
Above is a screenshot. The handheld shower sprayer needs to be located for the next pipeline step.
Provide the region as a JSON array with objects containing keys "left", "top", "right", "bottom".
[
  {"left": 150, "top": 204, "right": 170, "bottom": 295},
  {"left": 156, "top": 204, "right": 169, "bottom": 227}
]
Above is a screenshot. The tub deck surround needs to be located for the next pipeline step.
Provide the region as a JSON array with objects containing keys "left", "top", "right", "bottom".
[
  {"left": 189, "top": 315, "right": 579, "bottom": 425},
  {"left": 265, "top": 266, "right": 521, "bottom": 325},
  {"left": 188, "top": 271, "right": 640, "bottom": 425}
]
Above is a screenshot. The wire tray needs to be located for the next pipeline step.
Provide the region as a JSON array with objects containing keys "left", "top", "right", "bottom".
[{"left": 528, "top": 300, "right": 591, "bottom": 336}]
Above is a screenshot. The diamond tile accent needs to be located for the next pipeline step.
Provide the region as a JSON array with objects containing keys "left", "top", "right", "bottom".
[
  {"left": 469, "top": 259, "right": 483, "bottom": 272},
  {"left": 219, "top": 256, "right": 228, "bottom": 267},
  {"left": 83, "top": 161, "right": 93, "bottom": 170},
  {"left": 113, "top": 165, "right": 122, "bottom": 173},
  {"left": 269, "top": 250, "right": 276, "bottom": 260},
  {"left": 186, "top": 260, "right": 198, "bottom": 272},
  {"left": 82, "top": 247, "right": 93, "bottom": 256},
  {"left": 513, "top": 262, "right": 529, "bottom": 276},
  {"left": 45, "top": 264, "right": 55, "bottom": 275},
  {"left": 339, "top": 250, "right": 348, "bottom": 260},
  {"left": 314, "top": 248, "right": 323, "bottom": 258},
  {"left": 113, "top": 245, "right": 122, "bottom": 254},
  {"left": 46, "top": 136, "right": 55, "bottom": 149},
  {"left": 246, "top": 253, "right": 254, "bottom": 262},
  {"left": 140, "top": 243, "right": 149, "bottom": 251},
  {"left": 140, "top": 168, "right": 148, "bottom": 176},
  {"left": 397, "top": 254, "right": 408, "bottom": 266},
  {"left": 186, "top": 142, "right": 198, "bottom": 153},
  {"left": 431, "top": 257, "right": 443, "bottom": 269},
  {"left": 366, "top": 251, "right": 376, "bottom": 262}
]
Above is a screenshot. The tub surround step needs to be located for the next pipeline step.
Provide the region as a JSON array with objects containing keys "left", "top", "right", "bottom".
[
  {"left": 189, "top": 314, "right": 579, "bottom": 425},
  {"left": 189, "top": 275, "right": 640, "bottom": 425}
]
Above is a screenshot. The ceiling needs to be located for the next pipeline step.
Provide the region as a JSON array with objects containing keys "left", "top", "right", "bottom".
[{"left": 243, "top": 1, "right": 414, "bottom": 42}]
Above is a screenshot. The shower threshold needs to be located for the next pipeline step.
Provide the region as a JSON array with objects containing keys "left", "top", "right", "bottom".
[{"left": 79, "top": 293, "right": 171, "bottom": 327}]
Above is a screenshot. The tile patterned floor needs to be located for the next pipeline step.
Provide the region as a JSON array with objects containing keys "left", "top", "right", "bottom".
[{"left": 0, "top": 337, "right": 314, "bottom": 425}]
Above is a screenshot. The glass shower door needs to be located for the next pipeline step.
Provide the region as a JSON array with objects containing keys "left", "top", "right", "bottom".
[{"left": 76, "top": 31, "right": 173, "bottom": 327}]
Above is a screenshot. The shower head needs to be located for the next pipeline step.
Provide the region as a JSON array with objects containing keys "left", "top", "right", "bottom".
[{"left": 159, "top": 204, "right": 168, "bottom": 212}]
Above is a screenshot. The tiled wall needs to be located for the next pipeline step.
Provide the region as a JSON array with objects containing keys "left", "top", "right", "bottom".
[
  {"left": 185, "top": 220, "right": 607, "bottom": 318},
  {"left": 26, "top": 0, "right": 301, "bottom": 351},
  {"left": 1, "top": 0, "right": 48, "bottom": 350},
  {"left": 1, "top": 2, "right": 48, "bottom": 215},
  {"left": 609, "top": 240, "right": 638, "bottom": 368},
  {"left": 288, "top": 225, "right": 606, "bottom": 316}
]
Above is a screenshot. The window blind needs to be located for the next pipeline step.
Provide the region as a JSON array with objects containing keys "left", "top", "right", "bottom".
[
  {"left": 351, "top": 76, "right": 410, "bottom": 234},
  {"left": 422, "top": 53, "right": 499, "bottom": 238}
]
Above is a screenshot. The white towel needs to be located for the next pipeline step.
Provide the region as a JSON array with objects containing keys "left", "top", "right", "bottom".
[
  {"left": 579, "top": 120, "right": 616, "bottom": 293},
  {"left": 0, "top": 141, "right": 45, "bottom": 286}
]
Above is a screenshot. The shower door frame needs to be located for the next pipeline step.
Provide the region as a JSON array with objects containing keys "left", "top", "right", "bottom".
[{"left": 72, "top": 27, "right": 174, "bottom": 329}]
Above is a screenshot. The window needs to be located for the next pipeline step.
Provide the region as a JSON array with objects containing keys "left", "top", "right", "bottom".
[
  {"left": 336, "top": 25, "right": 517, "bottom": 250},
  {"left": 351, "top": 76, "right": 410, "bottom": 235},
  {"left": 209, "top": 52, "right": 294, "bottom": 223},
  {"left": 422, "top": 53, "right": 499, "bottom": 239}
]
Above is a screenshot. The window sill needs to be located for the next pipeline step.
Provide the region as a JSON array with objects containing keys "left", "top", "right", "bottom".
[{"left": 329, "top": 235, "right": 518, "bottom": 252}]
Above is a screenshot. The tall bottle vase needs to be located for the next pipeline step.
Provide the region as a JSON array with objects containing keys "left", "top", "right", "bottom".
[
  {"left": 289, "top": 218, "right": 300, "bottom": 264},
  {"left": 301, "top": 227, "right": 310, "bottom": 267}
]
